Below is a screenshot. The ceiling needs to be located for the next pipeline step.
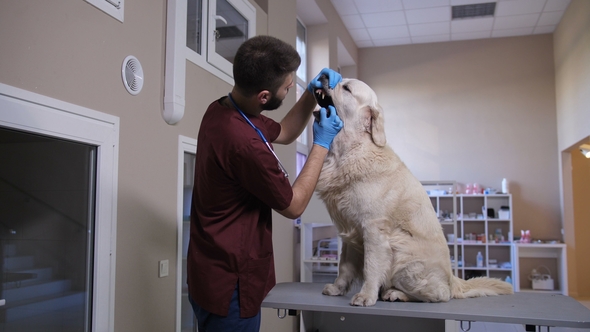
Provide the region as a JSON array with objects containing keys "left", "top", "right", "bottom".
[{"left": 297, "top": 0, "right": 571, "bottom": 50}]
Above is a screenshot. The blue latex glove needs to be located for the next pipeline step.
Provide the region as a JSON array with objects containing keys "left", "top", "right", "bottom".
[
  {"left": 313, "top": 106, "right": 343, "bottom": 150},
  {"left": 308, "top": 68, "right": 342, "bottom": 93}
]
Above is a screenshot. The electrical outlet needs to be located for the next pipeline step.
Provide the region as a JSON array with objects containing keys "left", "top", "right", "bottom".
[{"left": 159, "top": 259, "right": 169, "bottom": 278}]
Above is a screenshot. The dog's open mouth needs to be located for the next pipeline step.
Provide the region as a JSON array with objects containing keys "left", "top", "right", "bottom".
[{"left": 313, "top": 74, "right": 335, "bottom": 121}]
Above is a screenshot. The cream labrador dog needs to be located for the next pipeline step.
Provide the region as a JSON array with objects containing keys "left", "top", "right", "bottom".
[{"left": 312, "top": 77, "right": 513, "bottom": 307}]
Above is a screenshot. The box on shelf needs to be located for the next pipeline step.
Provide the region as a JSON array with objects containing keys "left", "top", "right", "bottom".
[
  {"left": 498, "top": 206, "right": 510, "bottom": 219},
  {"left": 532, "top": 276, "right": 554, "bottom": 290}
]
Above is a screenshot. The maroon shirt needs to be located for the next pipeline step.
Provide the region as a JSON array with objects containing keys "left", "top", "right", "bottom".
[{"left": 187, "top": 97, "right": 293, "bottom": 318}]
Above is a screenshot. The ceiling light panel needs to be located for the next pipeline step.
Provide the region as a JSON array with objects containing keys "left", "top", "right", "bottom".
[
  {"left": 409, "top": 22, "right": 451, "bottom": 36},
  {"left": 493, "top": 13, "right": 540, "bottom": 30},
  {"left": 451, "top": 17, "right": 494, "bottom": 33},
  {"left": 342, "top": 15, "right": 365, "bottom": 29},
  {"left": 406, "top": 7, "right": 451, "bottom": 24},
  {"left": 355, "top": 0, "right": 403, "bottom": 13},
  {"left": 361, "top": 11, "right": 407, "bottom": 27},
  {"left": 495, "top": 0, "right": 545, "bottom": 16},
  {"left": 368, "top": 25, "right": 410, "bottom": 39},
  {"left": 538, "top": 11, "right": 566, "bottom": 26},
  {"left": 402, "top": 0, "right": 450, "bottom": 10}
]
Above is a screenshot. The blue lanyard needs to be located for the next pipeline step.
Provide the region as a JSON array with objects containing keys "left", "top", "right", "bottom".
[{"left": 227, "top": 93, "right": 289, "bottom": 178}]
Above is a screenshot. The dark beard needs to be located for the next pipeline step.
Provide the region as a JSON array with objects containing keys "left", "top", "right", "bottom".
[{"left": 262, "top": 94, "right": 283, "bottom": 111}]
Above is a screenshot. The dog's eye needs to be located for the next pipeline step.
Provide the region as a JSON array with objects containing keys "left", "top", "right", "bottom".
[{"left": 343, "top": 84, "right": 351, "bottom": 92}]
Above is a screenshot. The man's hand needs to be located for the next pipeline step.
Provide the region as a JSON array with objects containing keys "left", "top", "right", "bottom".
[
  {"left": 313, "top": 105, "right": 343, "bottom": 150},
  {"left": 308, "top": 68, "right": 342, "bottom": 93}
]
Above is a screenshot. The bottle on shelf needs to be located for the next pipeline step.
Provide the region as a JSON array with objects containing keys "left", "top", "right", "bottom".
[
  {"left": 502, "top": 178, "right": 509, "bottom": 194},
  {"left": 476, "top": 251, "right": 483, "bottom": 268}
]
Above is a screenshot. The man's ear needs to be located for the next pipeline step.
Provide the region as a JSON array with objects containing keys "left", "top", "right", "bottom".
[{"left": 257, "top": 90, "right": 270, "bottom": 105}]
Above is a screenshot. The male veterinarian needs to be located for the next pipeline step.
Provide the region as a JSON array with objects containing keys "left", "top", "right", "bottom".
[{"left": 187, "top": 35, "right": 343, "bottom": 332}]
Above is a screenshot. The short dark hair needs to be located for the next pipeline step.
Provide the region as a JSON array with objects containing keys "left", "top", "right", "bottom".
[{"left": 233, "top": 35, "right": 301, "bottom": 96}]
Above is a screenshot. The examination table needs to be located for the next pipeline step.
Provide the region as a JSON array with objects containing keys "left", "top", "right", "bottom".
[{"left": 262, "top": 282, "right": 590, "bottom": 332}]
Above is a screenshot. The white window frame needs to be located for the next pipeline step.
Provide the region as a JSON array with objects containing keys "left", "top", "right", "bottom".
[
  {"left": 206, "top": 0, "right": 256, "bottom": 76},
  {"left": 185, "top": 0, "right": 256, "bottom": 81},
  {"left": 296, "top": 18, "right": 307, "bottom": 85},
  {"left": 163, "top": 0, "right": 256, "bottom": 125},
  {"left": 175, "top": 135, "right": 196, "bottom": 332},
  {"left": 296, "top": 17, "right": 309, "bottom": 153},
  {"left": 85, "top": 0, "right": 124, "bottom": 22},
  {"left": 0, "top": 82, "right": 119, "bottom": 332}
]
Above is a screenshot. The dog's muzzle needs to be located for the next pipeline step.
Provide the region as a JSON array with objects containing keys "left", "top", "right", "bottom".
[{"left": 313, "top": 74, "right": 335, "bottom": 121}]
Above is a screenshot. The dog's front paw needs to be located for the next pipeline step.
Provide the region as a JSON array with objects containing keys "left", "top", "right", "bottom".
[
  {"left": 322, "top": 283, "right": 346, "bottom": 296},
  {"left": 350, "top": 292, "right": 377, "bottom": 307}
]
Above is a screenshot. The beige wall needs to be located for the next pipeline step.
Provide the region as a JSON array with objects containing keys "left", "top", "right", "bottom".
[
  {"left": 1, "top": 0, "right": 587, "bottom": 330},
  {"left": 554, "top": 0, "right": 590, "bottom": 152},
  {"left": 553, "top": 0, "right": 590, "bottom": 298},
  {"left": 1, "top": 1, "right": 178, "bottom": 330},
  {"left": 0, "top": 0, "right": 306, "bottom": 331},
  {"left": 358, "top": 35, "right": 561, "bottom": 241}
]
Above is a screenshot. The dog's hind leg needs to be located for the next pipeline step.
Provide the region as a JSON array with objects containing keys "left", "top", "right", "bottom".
[
  {"left": 350, "top": 219, "right": 393, "bottom": 307},
  {"left": 322, "top": 242, "right": 362, "bottom": 296}
]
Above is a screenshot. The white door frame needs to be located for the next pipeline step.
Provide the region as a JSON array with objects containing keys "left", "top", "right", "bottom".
[
  {"left": 176, "top": 135, "right": 197, "bottom": 331},
  {"left": 0, "top": 83, "right": 119, "bottom": 331}
]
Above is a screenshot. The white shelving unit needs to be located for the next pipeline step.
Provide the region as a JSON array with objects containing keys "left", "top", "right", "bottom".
[
  {"left": 422, "top": 181, "right": 459, "bottom": 277},
  {"left": 299, "top": 222, "right": 339, "bottom": 332},
  {"left": 512, "top": 243, "right": 568, "bottom": 295},
  {"left": 301, "top": 185, "right": 514, "bottom": 282},
  {"left": 425, "top": 185, "right": 514, "bottom": 284},
  {"left": 300, "top": 223, "right": 340, "bottom": 284}
]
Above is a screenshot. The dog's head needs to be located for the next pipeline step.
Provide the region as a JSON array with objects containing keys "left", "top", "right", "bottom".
[{"left": 313, "top": 76, "right": 386, "bottom": 147}]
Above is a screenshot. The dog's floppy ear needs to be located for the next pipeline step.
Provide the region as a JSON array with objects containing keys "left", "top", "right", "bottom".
[{"left": 363, "top": 103, "right": 386, "bottom": 147}]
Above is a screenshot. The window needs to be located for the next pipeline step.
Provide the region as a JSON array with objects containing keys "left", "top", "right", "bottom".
[
  {"left": 163, "top": 0, "right": 256, "bottom": 124},
  {"left": 295, "top": 19, "right": 309, "bottom": 150},
  {"left": 296, "top": 19, "right": 307, "bottom": 84},
  {"left": 85, "top": 0, "right": 124, "bottom": 22},
  {"left": 186, "top": 0, "right": 256, "bottom": 81},
  {"left": 295, "top": 19, "right": 309, "bottom": 227}
]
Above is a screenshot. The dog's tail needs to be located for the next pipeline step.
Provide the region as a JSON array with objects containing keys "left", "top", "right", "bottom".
[{"left": 451, "top": 275, "right": 514, "bottom": 299}]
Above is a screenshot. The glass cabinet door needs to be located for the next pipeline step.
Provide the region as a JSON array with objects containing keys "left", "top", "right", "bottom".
[{"left": 207, "top": 0, "right": 255, "bottom": 76}]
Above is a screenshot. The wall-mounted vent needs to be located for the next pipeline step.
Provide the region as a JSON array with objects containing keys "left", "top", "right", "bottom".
[
  {"left": 122, "top": 55, "right": 144, "bottom": 95},
  {"left": 452, "top": 2, "right": 496, "bottom": 19}
]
